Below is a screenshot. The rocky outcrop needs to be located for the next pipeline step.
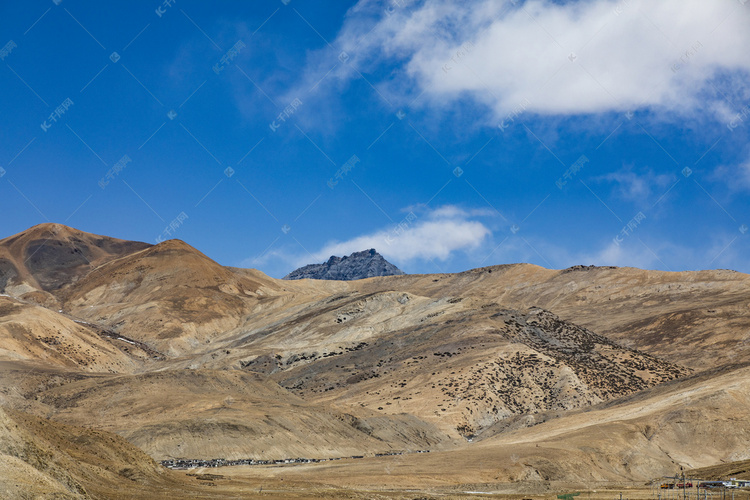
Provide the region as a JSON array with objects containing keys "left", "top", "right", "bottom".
[{"left": 284, "top": 249, "right": 404, "bottom": 281}]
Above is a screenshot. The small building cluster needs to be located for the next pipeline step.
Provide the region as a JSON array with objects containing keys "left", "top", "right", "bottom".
[
  {"left": 161, "top": 450, "right": 431, "bottom": 470},
  {"left": 698, "top": 480, "right": 750, "bottom": 489},
  {"left": 660, "top": 480, "right": 750, "bottom": 490}
]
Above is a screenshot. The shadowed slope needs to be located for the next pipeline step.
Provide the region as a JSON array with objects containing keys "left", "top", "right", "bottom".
[
  {"left": 0, "top": 224, "right": 151, "bottom": 299},
  {"left": 0, "top": 405, "right": 175, "bottom": 499}
]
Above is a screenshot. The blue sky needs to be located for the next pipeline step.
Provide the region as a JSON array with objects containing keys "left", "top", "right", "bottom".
[{"left": 1, "top": 0, "right": 749, "bottom": 278}]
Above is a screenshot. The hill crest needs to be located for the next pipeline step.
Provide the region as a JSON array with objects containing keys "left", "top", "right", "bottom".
[{"left": 0, "top": 223, "right": 151, "bottom": 298}]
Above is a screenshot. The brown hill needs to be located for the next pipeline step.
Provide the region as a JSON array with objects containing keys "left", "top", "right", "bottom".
[
  {"left": 0, "top": 405, "right": 349, "bottom": 499},
  {"left": 31, "top": 369, "right": 450, "bottom": 461},
  {"left": 58, "top": 239, "right": 284, "bottom": 356},
  {"left": 0, "top": 295, "right": 152, "bottom": 373},
  {"left": 228, "top": 296, "right": 688, "bottom": 439},
  {"left": 0, "top": 223, "right": 150, "bottom": 300},
  {"left": 0, "top": 405, "right": 179, "bottom": 499},
  {"left": 56, "top": 239, "right": 360, "bottom": 357},
  {"left": 688, "top": 458, "right": 750, "bottom": 480},
  {"left": 4, "top": 363, "right": 750, "bottom": 497},
  {"left": 2, "top": 224, "right": 750, "bottom": 497},
  {"left": 353, "top": 265, "right": 750, "bottom": 368},
  {"left": 220, "top": 364, "right": 750, "bottom": 492}
]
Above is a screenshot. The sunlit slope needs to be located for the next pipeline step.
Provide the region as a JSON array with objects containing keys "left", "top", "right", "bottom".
[
  {"left": 0, "top": 295, "right": 149, "bottom": 373},
  {"left": 222, "top": 364, "right": 750, "bottom": 490},
  {"left": 30, "top": 369, "right": 452, "bottom": 461}
]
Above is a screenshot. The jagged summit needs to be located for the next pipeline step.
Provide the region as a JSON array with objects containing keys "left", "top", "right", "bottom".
[{"left": 283, "top": 248, "right": 405, "bottom": 281}]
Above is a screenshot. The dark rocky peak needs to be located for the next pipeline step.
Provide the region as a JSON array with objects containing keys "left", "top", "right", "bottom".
[{"left": 284, "top": 249, "right": 404, "bottom": 281}]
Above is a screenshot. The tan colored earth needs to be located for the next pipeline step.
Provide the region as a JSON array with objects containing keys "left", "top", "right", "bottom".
[{"left": 1, "top": 224, "right": 749, "bottom": 499}]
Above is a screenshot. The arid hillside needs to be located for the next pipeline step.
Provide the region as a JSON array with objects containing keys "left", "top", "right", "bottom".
[
  {"left": 32, "top": 368, "right": 451, "bottom": 461},
  {"left": 221, "top": 363, "right": 750, "bottom": 492},
  {"left": 354, "top": 265, "right": 750, "bottom": 367},
  {"left": 0, "top": 405, "right": 385, "bottom": 500},
  {"left": 0, "top": 405, "right": 182, "bottom": 499},
  {"left": 0, "top": 223, "right": 150, "bottom": 301},
  {"left": 1, "top": 224, "right": 749, "bottom": 498},
  {"left": 0, "top": 295, "right": 155, "bottom": 373}
]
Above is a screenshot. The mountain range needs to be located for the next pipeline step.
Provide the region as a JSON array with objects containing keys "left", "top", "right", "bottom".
[{"left": 1, "top": 223, "right": 749, "bottom": 498}]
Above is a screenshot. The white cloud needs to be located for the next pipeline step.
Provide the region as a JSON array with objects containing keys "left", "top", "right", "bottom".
[
  {"left": 600, "top": 166, "right": 675, "bottom": 203},
  {"left": 240, "top": 205, "right": 492, "bottom": 276},
  {"left": 309, "top": 205, "right": 492, "bottom": 264},
  {"left": 309, "top": 0, "right": 750, "bottom": 120},
  {"left": 424, "top": 205, "right": 496, "bottom": 219},
  {"left": 489, "top": 235, "right": 666, "bottom": 271},
  {"left": 586, "top": 240, "right": 661, "bottom": 269},
  {"left": 740, "top": 161, "right": 750, "bottom": 190},
  {"left": 711, "top": 153, "right": 750, "bottom": 193}
]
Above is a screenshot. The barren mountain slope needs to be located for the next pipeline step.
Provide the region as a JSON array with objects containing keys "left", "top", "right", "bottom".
[
  {"left": 58, "top": 240, "right": 366, "bottom": 358},
  {"left": 6, "top": 364, "right": 747, "bottom": 497},
  {"left": 6, "top": 225, "right": 745, "bottom": 369},
  {"left": 0, "top": 405, "right": 343, "bottom": 500},
  {"left": 0, "top": 405, "right": 178, "bottom": 499},
  {"left": 349, "top": 265, "right": 750, "bottom": 367},
  {"left": 2, "top": 224, "right": 750, "bottom": 496},
  {"left": 207, "top": 288, "right": 687, "bottom": 438},
  {"left": 18, "top": 368, "right": 451, "bottom": 461},
  {"left": 58, "top": 240, "right": 288, "bottom": 356},
  {"left": 688, "top": 458, "right": 750, "bottom": 480},
  {"left": 0, "top": 290, "right": 689, "bottom": 464},
  {"left": 0, "top": 223, "right": 151, "bottom": 300},
  {"left": 0, "top": 295, "right": 154, "bottom": 373},
  {"left": 222, "top": 364, "right": 750, "bottom": 490}
]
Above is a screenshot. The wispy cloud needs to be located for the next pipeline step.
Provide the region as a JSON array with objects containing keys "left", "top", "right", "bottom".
[
  {"left": 584, "top": 239, "right": 663, "bottom": 270},
  {"left": 297, "top": 0, "right": 750, "bottom": 122},
  {"left": 598, "top": 166, "right": 675, "bottom": 204},
  {"left": 314, "top": 214, "right": 490, "bottom": 263},
  {"left": 712, "top": 154, "right": 750, "bottom": 193},
  {"left": 312, "top": 205, "right": 491, "bottom": 263},
  {"left": 245, "top": 205, "right": 493, "bottom": 274},
  {"left": 483, "top": 235, "right": 667, "bottom": 271},
  {"left": 567, "top": 236, "right": 740, "bottom": 272}
]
